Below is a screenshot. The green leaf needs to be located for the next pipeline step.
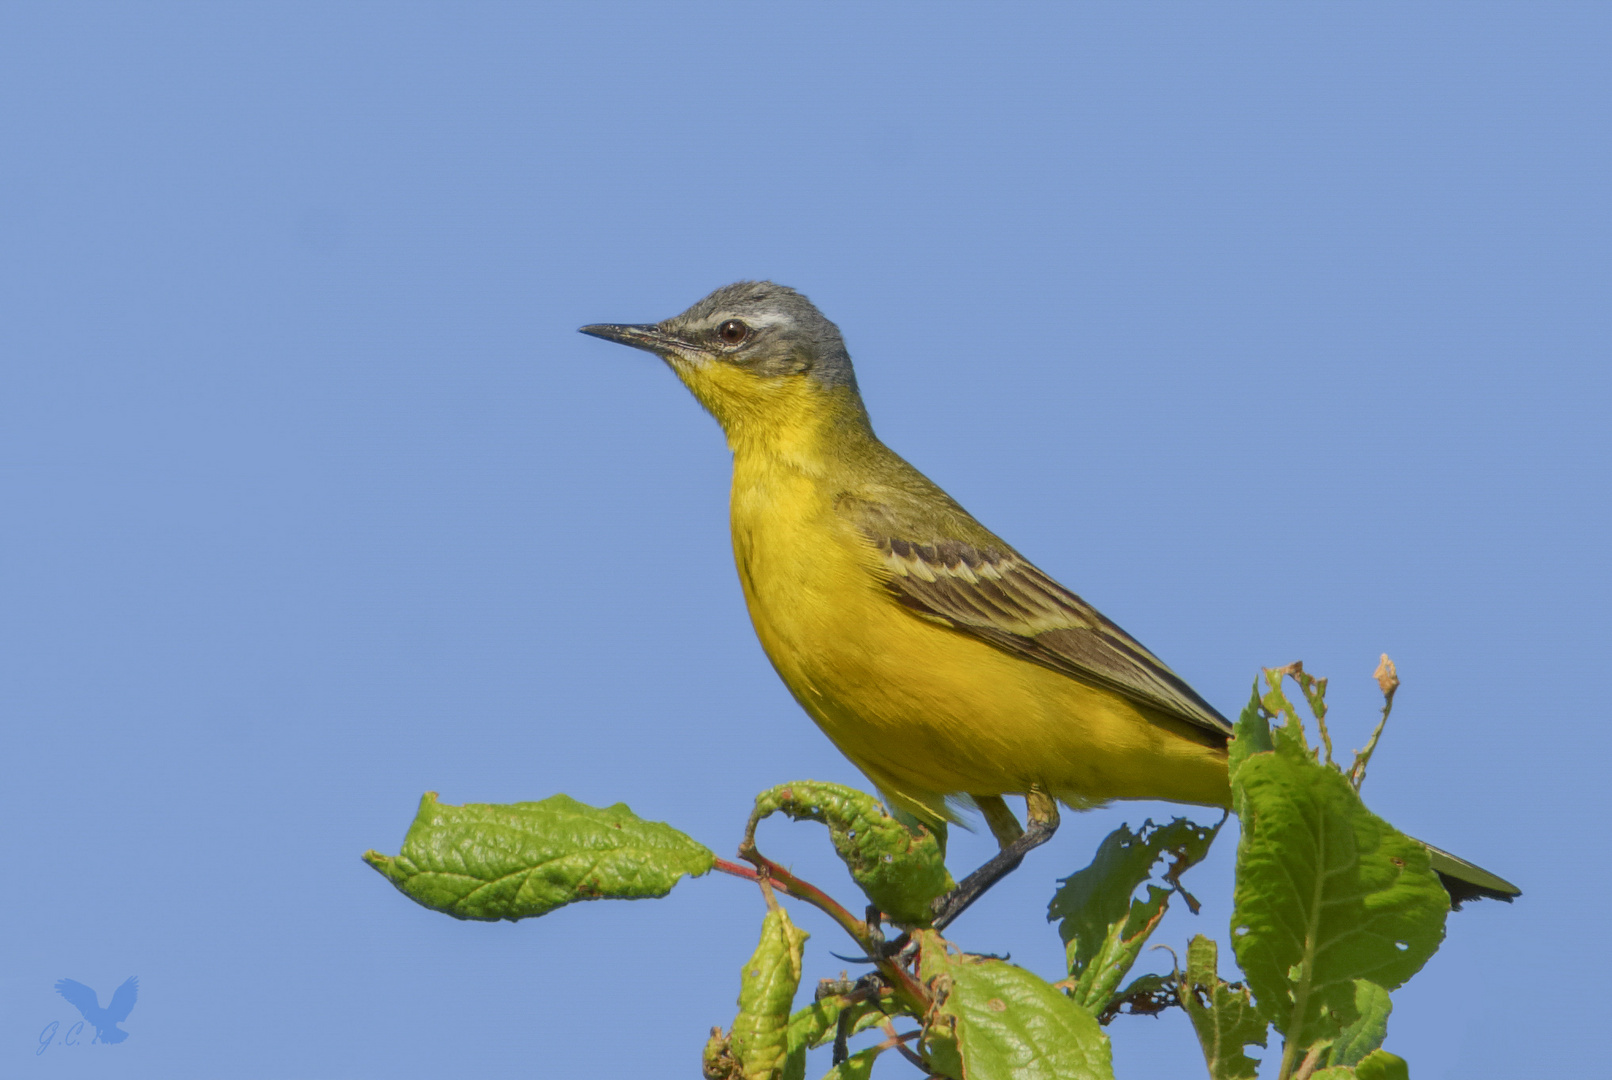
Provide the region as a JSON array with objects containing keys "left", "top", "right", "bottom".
[
  {"left": 1324, "top": 980, "right": 1392, "bottom": 1068},
  {"left": 780, "top": 993, "right": 886, "bottom": 1080},
  {"left": 1179, "top": 935, "right": 1267, "bottom": 1080},
  {"left": 1227, "top": 676, "right": 1275, "bottom": 776},
  {"left": 1311, "top": 1048, "right": 1410, "bottom": 1080},
  {"left": 915, "top": 930, "right": 1115, "bottom": 1080},
  {"left": 786, "top": 995, "right": 887, "bottom": 1052},
  {"left": 728, "top": 906, "right": 810, "bottom": 1080},
  {"left": 364, "top": 792, "right": 713, "bottom": 921},
  {"left": 1047, "top": 817, "right": 1218, "bottom": 1015},
  {"left": 1284, "top": 663, "right": 1335, "bottom": 765},
  {"left": 1355, "top": 1049, "right": 1410, "bottom": 1080},
  {"left": 1229, "top": 679, "right": 1448, "bottom": 1059},
  {"left": 748, "top": 781, "right": 953, "bottom": 925},
  {"left": 1259, "top": 666, "right": 1315, "bottom": 759},
  {"left": 819, "top": 1046, "right": 880, "bottom": 1080}
]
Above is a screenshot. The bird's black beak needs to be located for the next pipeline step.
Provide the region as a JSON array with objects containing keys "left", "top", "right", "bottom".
[{"left": 578, "top": 323, "right": 694, "bottom": 355}]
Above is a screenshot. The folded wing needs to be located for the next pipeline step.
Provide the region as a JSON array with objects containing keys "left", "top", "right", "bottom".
[{"left": 842, "top": 495, "right": 1231, "bottom": 740}]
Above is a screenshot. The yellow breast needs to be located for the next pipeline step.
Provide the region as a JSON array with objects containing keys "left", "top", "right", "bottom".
[{"left": 726, "top": 441, "right": 1230, "bottom": 826}]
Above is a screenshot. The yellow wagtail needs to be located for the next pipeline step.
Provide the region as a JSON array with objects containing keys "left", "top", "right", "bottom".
[{"left": 581, "top": 281, "right": 1518, "bottom": 908}]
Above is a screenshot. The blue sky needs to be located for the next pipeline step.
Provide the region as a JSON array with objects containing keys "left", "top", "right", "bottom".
[{"left": 2, "top": 4, "right": 1606, "bottom": 1077}]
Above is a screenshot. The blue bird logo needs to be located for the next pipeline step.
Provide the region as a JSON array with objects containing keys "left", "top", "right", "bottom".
[{"left": 54, "top": 977, "right": 138, "bottom": 1044}]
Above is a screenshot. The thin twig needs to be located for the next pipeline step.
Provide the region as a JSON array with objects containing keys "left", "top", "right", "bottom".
[
  {"left": 880, "top": 1020, "right": 929, "bottom": 1070},
  {"left": 711, "top": 857, "right": 807, "bottom": 901},
  {"left": 1349, "top": 654, "right": 1400, "bottom": 790}
]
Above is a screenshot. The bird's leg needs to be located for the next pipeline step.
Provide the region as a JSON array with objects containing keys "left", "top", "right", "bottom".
[
  {"left": 868, "top": 799, "right": 1018, "bottom": 959},
  {"left": 974, "top": 794, "right": 1025, "bottom": 849},
  {"left": 929, "top": 788, "right": 1060, "bottom": 933}
]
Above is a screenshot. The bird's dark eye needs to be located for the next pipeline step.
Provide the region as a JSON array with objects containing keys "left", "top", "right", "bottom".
[{"left": 716, "top": 319, "right": 750, "bottom": 345}]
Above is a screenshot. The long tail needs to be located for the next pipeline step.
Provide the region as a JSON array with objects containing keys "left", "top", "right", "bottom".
[{"left": 1419, "top": 840, "right": 1521, "bottom": 907}]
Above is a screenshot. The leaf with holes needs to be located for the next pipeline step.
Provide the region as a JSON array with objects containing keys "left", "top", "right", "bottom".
[
  {"left": 1229, "top": 679, "right": 1448, "bottom": 1061},
  {"left": 364, "top": 792, "right": 713, "bottom": 921},
  {"left": 1047, "top": 817, "right": 1218, "bottom": 1015},
  {"left": 1179, "top": 935, "right": 1266, "bottom": 1080},
  {"left": 748, "top": 781, "right": 953, "bottom": 924}
]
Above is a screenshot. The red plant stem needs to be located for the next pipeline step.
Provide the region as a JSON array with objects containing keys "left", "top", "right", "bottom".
[
  {"left": 712, "top": 857, "right": 804, "bottom": 896},
  {"left": 884, "top": 1029, "right": 929, "bottom": 1071},
  {"left": 744, "top": 850, "right": 866, "bottom": 940}
]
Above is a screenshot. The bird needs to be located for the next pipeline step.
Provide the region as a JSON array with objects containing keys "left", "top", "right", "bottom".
[
  {"left": 55, "top": 977, "right": 138, "bottom": 1044},
  {"left": 579, "top": 280, "right": 1518, "bottom": 909}
]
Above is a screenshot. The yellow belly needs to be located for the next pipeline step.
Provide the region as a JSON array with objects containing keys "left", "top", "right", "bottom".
[{"left": 729, "top": 457, "right": 1231, "bottom": 825}]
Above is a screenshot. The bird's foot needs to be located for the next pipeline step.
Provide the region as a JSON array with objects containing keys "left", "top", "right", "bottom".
[{"left": 928, "top": 789, "right": 1060, "bottom": 933}]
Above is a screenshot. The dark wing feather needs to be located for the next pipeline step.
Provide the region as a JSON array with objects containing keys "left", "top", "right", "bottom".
[{"left": 842, "top": 497, "right": 1231, "bottom": 739}]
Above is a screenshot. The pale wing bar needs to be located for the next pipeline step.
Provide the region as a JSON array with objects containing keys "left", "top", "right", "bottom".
[{"left": 874, "top": 535, "right": 1232, "bottom": 739}]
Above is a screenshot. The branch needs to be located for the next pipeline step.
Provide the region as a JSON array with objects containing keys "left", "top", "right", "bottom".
[{"left": 737, "top": 842, "right": 931, "bottom": 1012}]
